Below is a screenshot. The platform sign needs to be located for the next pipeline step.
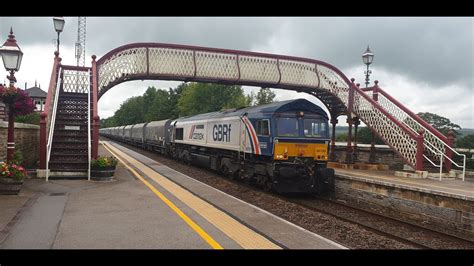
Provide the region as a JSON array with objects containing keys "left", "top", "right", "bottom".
[{"left": 64, "top": 125, "right": 80, "bottom": 130}]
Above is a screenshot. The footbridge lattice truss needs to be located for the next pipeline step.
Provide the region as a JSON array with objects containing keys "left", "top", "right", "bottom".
[{"left": 41, "top": 43, "right": 465, "bottom": 176}]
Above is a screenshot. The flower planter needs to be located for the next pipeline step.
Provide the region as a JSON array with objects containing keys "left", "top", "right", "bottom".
[
  {"left": 0, "top": 177, "right": 23, "bottom": 195},
  {"left": 91, "top": 166, "right": 116, "bottom": 181}
]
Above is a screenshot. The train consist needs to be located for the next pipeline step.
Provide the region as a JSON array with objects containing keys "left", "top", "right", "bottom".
[{"left": 100, "top": 98, "right": 335, "bottom": 194}]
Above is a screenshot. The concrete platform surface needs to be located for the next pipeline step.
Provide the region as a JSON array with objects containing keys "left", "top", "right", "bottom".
[
  {"left": 335, "top": 168, "right": 474, "bottom": 200},
  {"left": 103, "top": 141, "right": 345, "bottom": 249}
]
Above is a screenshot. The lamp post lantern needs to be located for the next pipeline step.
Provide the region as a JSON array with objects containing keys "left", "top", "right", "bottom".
[
  {"left": 362, "top": 45, "right": 374, "bottom": 88},
  {"left": 0, "top": 28, "right": 23, "bottom": 162},
  {"left": 0, "top": 28, "right": 23, "bottom": 86},
  {"left": 53, "top": 17, "right": 65, "bottom": 53}
]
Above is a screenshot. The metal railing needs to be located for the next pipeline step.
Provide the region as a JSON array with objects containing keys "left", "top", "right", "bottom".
[
  {"left": 87, "top": 74, "right": 91, "bottom": 181},
  {"left": 46, "top": 66, "right": 62, "bottom": 182},
  {"left": 371, "top": 86, "right": 466, "bottom": 180}
]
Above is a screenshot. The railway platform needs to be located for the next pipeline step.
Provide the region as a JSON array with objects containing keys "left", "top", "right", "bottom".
[{"left": 0, "top": 141, "right": 344, "bottom": 249}]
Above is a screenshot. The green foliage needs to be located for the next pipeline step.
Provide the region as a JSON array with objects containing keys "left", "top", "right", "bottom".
[
  {"left": 101, "top": 83, "right": 251, "bottom": 127},
  {"left": 335, "top": 128, "right": 385, "bottom": 144},
  {"left": 114, "top": 96, "right": 146, "bottom": 126},
  {"left": 417, "top": 112, "right": 461, "bottom": 136},
  {"left": 12, "top": 151, "right": 23, "bottom": 166},
  {"left": 145, "top": 88, "right": 175, "bottom": 122},
  {"left": 177, "top": 83, "right": 248, "bottom": 116},
  {"left": 255, "top": 88, "right": 276, "bottom": 106},
  {"left": 466, "top": 159, "right": 474, "bottom": 170},
  {"left": 336, "top": 133, "right": 347, "bottom": 141},
  {"left": 91, "top": 156, "right": 118, "bottom": 169},
  {"left": 100, "top": 116, "right": 117, "bottom": 128},
  {"left": 456, "top": 134, "right": 474, "bottom": 149},
  {"left": 356, "top": 127, "right": 385, "bottom": 144},
  {"left": 15, "top": 112, "right": 40, "bottom": 125},
  {"left": 246, "top": 92, "right": 255, "bottom": 106}
]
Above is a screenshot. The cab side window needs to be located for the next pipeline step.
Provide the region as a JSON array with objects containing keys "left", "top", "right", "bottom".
[
  {"left": 175, "top": 128, "right": 184, "bottom": 140},
  {"left": 256, "top": 120, "right": 270, "bottom": 136}
]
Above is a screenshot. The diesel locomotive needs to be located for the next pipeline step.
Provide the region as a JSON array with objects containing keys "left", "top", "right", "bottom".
[{"left": 100, "top": 98, "right": 335, "bottom": 194}]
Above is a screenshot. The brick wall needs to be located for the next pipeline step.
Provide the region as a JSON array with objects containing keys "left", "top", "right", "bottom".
[{"left": 0, "top": 121, "right": 39, "bottom": 167}]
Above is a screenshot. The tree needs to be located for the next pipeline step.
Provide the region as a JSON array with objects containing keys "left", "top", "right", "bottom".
[
  {"left": 145, "top": 89, "right": 172, "bottom": 122},
  {"left": 114, "top": 96, "right": 145, "bottom": 125},
  {"left": 246, "top": 91, "right": 255, "bottom": 106},
  {"left": 255, "top": 88, "right": 275, "bottom": 106},
  {"left": 456, "top": 134, "right": 474, "bottom": 149},
  {"left": 417, "top": 112, "right": 461, "bottom": 136},
  {"left": 177, "top": 83, "right": 248, "bottom": 116},
  {"left": 100, "top": 116, "right": 116, "bottom": 128},
  {"left": 336, "top": 133, "right": 347, "bottom": 142},
  {"left": 356, "top": 127, "right": 385, "bottom": 145}
]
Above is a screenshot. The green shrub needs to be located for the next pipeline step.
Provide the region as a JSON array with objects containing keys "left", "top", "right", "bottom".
[
  {"left": 12, "top": 151, "right": 23, "bottom": 165},
  {"left": 466, "top": 159, "right": 474, "bottom": 171},
  {"left": 91, "top": 156, "right": 118, "bottom": 169}
]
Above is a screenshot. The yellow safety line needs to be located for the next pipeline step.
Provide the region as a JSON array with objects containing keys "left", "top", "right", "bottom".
[
  {"left": 336, "top": 169, "right": 473, "bottom": 195},
  {"left": 103, "top": 141, "right": 281, "bottom": 249},
  {"left": 102, "top": 143, "right": 223, "bottom": 250}
]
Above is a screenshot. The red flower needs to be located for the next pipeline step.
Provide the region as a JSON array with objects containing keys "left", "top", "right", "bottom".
[{"left": 0, "top": 84, "right": 35, "bottom": 116}]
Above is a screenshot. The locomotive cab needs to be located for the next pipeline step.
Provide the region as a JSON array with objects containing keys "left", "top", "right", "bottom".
[{"left": 246, "top": 100, "right": 334, "bottom": 194}]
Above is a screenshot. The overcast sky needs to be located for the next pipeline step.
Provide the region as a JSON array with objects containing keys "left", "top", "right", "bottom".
[{"left": 1, "top": 17, "right": 472, "bottom": 128}]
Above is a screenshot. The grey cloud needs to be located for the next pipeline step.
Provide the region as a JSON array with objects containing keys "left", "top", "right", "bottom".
[
  {"left": 1, "top": 17, "right": 472, "bottom": 127},
  {"left": 1, "top": 17, "right": 471, "bottom": 87}
]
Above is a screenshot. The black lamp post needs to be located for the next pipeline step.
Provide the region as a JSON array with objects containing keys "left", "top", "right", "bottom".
[
  {"left": 53, "top": 17, "right": 65, "bottom": 53},
  {"left": 0, "top": 28, "right": 23, "bottom": 162},
  {"left": 362, "top": 45, "right": 374, "bottom": 88},
  {"left": 362, "top": 45, "right": 378, "bottom": 163}
]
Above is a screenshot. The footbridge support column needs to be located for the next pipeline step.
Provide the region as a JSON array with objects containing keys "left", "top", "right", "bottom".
[
  {"left": 345, "top": 116, "right": 354, "bottom": 164},
  {"left": 352, "top": 116, "right": 360, "bottom": 163},
  {"left": 330, "top": 117, "right": 338, "bottom": 162}
]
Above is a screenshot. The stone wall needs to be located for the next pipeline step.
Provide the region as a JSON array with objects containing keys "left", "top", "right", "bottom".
[
  {"left": 0, "top": 121, "right": 39, "bottom": 167},
  {"left": 331, "top": 142, "right": 406, "bottom": 169},
  {"left": 335, "top": 174, "right": 474, "bottom": 240},
  {"left": 0, "top": 101, "right": 6, "bottom": 121}
]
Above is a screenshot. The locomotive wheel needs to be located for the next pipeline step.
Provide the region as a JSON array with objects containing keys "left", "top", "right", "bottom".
[
  {"left": 220, "top": 164, "right": 229, "bottom": 176},
  {"left": 263, "top": 177, "right": 274, "bottom": 192}
]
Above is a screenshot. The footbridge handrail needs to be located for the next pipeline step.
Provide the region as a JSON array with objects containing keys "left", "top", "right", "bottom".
[
  {"left": 364, "top": 83, "right": 466, "bottom": 179},
  {"left": 46, "top": 65, "right": 62, "bottom": 181},
  {"left": 39, "top": 52, "right": 61, "bottom": 169}
]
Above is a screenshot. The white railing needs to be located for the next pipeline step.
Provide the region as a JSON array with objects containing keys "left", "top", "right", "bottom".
[
  {"left": 46, "top": 66, "right": 62, "bottom": 182},
  {"left": 87, "top": 73, "right": 91, "bottom": 181}
]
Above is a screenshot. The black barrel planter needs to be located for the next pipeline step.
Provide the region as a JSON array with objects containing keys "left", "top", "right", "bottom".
[
  {"left": 91, "top": 166, "right": 116, "bottom": 181},
  {"left": 0, "top": 178, "right": 23, "bottom": 195}
]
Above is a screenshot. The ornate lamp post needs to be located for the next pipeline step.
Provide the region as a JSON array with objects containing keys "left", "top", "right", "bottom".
[
  {"left": 362, "top": 45, "right": 377, "bottom": 163},
  {"left": 0, "top": 28, "right": 23, "bottom": 162},
  {"left": 362, "top": 45, "right": 374, "bottom": 88},
  {"left": 53, "top": 17, "right": 65, "bottom": 53}
]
